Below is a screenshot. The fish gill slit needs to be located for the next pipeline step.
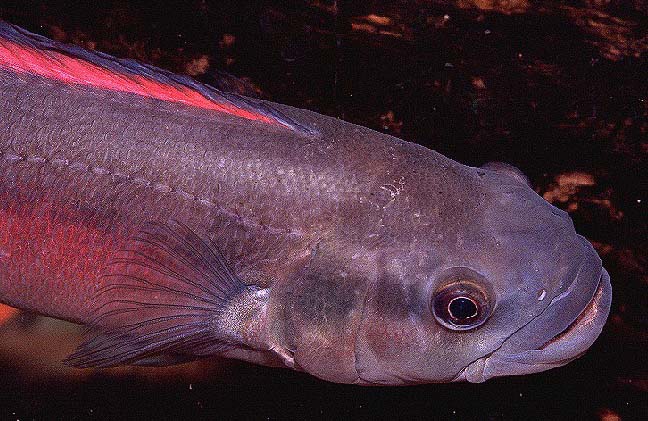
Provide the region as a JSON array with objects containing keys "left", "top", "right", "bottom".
[{"left": 2, "top": 150, "right": 303, "bottom": 237}]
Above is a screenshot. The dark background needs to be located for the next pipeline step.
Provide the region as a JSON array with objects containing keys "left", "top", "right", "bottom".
[{"left": 0, "top": 1, "right": 646, "bottom": 419}]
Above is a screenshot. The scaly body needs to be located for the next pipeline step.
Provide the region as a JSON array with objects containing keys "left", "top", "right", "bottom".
[{"left": 0, "top": 22, "right": 611, "bottom": 385}]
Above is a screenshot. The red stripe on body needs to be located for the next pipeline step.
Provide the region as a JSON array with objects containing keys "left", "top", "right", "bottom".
[
  {"left": 0, "top": 202, "right": 122, "bottom": 284},
  {"left": 0, "top": 198, "right": 128, "bottom": 322},
  {"left": 0, "top": 303, "right": 18, "bottom": 325},
  {"left": 0, "top": 39, "right": 275, "bottom": 125}
]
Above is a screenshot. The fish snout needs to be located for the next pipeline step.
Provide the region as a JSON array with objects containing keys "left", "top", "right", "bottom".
[{"left": 456, "top": 238, "right": 612, "bottom": 383}]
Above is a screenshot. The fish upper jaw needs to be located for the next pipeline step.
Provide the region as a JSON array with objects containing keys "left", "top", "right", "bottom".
[{"left": 454, "top": 264, "right": 612, "bottom": 383}]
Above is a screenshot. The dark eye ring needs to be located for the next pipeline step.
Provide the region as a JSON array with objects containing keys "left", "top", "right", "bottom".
[{"left": 432, "top": 281, "right": 492, "bottom": 331}]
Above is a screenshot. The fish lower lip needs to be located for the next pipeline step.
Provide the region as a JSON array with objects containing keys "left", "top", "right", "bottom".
[
  {"left": 496, "top": 268, "right": 611, "bottom": 365},
  {"left": 458, "top": 267, "right": 612, "bottom": 383},
  {"left": 536, "top": 270, "right": 609, "bottom": 352}
]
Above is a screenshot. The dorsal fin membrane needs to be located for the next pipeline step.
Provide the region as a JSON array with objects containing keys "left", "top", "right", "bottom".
[{"left": 0, "top": 21, "right": 313, "bottom": 134}]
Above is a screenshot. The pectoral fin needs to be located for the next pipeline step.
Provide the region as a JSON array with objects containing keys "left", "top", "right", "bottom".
[{"left": 65, "top": 220, "right": 266, "bottom": 368}]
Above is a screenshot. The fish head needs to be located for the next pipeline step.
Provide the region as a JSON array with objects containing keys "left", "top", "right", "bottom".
[{"left": 349, "top": 161, "right": 612, "bottom": 385}]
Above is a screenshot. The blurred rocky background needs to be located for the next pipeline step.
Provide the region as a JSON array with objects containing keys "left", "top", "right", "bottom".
[{"left": 0, "top": 1, "right": 645, "bottom": 419}]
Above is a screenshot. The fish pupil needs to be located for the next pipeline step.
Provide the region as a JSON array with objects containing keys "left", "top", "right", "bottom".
[{"left": 448, "top": 297, "right": 478, "bottom": 320}]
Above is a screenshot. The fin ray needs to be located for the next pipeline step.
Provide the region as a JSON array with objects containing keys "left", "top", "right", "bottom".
[{"left": 65, "top": 220, "right": 255, "bottom": 368}]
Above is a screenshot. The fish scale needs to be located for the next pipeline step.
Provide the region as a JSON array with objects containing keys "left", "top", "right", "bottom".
[{"left": 0, "top": 21, "right": 611, "bottom": 385}]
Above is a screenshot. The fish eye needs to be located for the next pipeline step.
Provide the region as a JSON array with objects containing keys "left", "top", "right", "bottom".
[
  {"left": 431, "top": 281, "right": 492, "bottom": 331},
  {"left": 448, "top": 296, "right": 478, "bottom": 319}
]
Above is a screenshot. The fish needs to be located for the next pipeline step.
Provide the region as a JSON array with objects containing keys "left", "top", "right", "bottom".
[{"left": 0, "top": 21, "right": 611, "bottom": 385}]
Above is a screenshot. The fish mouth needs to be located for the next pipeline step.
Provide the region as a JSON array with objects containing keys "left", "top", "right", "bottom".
[
  {"left": 456, "top": 239, "right": 612, "bottom": 383},
  {"left": 535, "top": 271, "right": 609, "bottom": 353}
]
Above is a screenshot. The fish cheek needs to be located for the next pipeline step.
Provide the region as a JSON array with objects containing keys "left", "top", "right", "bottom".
[
  {"left": 354, "top": 279, "right": 442, "bottom": 384},
  {"left": 355, "top": 277, "right": 497, "bottom": 385},
  {"left": 271, "top": 264, "right": 367, "bottom": 384}
]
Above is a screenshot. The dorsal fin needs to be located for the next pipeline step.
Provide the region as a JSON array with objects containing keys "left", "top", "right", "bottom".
[{"left": 0, "top": 21, "right": 314, "bottom": 134}]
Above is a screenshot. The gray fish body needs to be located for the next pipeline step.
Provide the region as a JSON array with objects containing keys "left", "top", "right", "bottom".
[{"left": 0, "top": 23, "right": 611, "bottom": 385}]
